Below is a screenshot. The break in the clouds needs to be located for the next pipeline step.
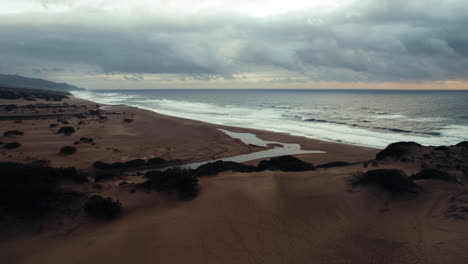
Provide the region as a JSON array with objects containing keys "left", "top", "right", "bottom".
[{"left": 1, "top": 0, "right": 468, "bottom": 88}]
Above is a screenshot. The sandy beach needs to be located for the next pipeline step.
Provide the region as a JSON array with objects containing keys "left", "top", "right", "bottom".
[{"left": 1, "top": 95, "right": 468, "bottom": 264}]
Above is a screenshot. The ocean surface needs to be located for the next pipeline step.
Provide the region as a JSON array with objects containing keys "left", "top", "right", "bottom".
[{"left": 72, "top": 89, "right": 468, "bottom": 149}]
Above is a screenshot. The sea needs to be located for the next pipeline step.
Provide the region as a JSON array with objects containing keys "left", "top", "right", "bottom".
[{"left": 72, "top": 89, "right": 468, "bottom": 149}]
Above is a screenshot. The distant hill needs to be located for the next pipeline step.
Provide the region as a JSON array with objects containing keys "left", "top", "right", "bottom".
[{"left": 0, "top": 74, "right": 85, "bottom": 91}]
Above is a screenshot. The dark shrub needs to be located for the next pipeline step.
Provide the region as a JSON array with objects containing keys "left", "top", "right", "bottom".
[
  {"left": 435, "top": 146, "right": 449, "bottom": 152},
  {"left": 4, "top": 104, "right": 18, "bottom": 111},
  {"left": 3, "top": 130, "right": 24, "bottom": 137},
  {"left": 0, "top": 162, "right": 78, "bottom": 216},
  {"left": 73, "top": 172, "right": 88, "bottom": 184},
  {"left": 94, "top": 171, "right": 117, "bottom": 181},
  {"left": 124, "top": 159, "right": 146, "bottom": 167},
  {"left": 93, "top": 161, "right": 112, "bottom": 170},
  {"left": 376, "top": 142, "right": 422, "bottom": 160},
  {"left": 57, "top": 126, "right": 75, "bottom": 136},
  {"left": 123, "top": 118, "right": 133, "bottom": 123},
  {"left": 196, "top": 160, "right": 258, "bottom": 176},
  {"left": 146, "top": 157, "right": 166, "bottom": 166},
  {"left": 61, "top": 120, "right": 69, "bottom": 125},
  {"left": 59, "top": 146, "right": 77, "bottom": 155},
  {"left": 79, "top": 137, "right": 93, "bottom": 143},
  {"left": 144, "top": 168, "right": 198, "bottom": 200},
  {"left": 411, "top": 168, "right": 451, "bottom": 181},
  {"left": 74, "top": 113, "right": 86, "bottom": 119},
  {"left": 456, "top": 141, "right": 468, "bottom": 148},
  {"left": 84, "top": 195, "right": 121, "bottom": 220},
  {"left": 49, "top": 123, "right": 58, "bottom": 128},
  {"left": 317, "top": 161, "right": 354, "bottom": 169},
  {"left": 4, "top": 142, "right": 21, "bottom": 149},
  {"left": 350, "top": 169, "right": 418, "bottom": 193},
  {"left": 94, "top": 159, "right": 146, "bottom": 170},
  {"left": 258, "top": 155, "right": 315, "bottom": 172}
]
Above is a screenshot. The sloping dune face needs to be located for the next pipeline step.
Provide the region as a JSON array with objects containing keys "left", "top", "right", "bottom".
[{"left": 3, "top": 168, "right": 467, "bottom": 264}]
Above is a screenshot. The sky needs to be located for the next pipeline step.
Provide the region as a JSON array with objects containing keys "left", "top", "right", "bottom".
[{"left": 1, "top": 0, "right": 468, "bottom": 89}]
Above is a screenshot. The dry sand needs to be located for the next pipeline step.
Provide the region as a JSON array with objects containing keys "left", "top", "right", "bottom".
[{"left": 1, "top": 96, "right": 467, "bottom": 264}]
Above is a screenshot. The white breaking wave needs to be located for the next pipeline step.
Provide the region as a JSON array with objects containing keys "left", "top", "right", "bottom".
[{"left": 71, "top": 90, "right": 468, "bottom": 149}]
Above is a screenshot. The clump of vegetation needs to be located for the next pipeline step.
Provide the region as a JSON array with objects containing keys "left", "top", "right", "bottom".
[
  {"left": 3, "top": 130, "right": 24, "bottom": 137},
  {"left": 196, "top": 160, "right": 258, "bottom": 176},
  {"left": 4, "top": 104, "right": 18, "bottom": 111},
  {"left": 49, "top": 123, "right": 58, "bottom": 128},
  {"left": 411, "top": 168, "right": 451, "bottom": 181},
  {"left": 349, "top": 169, "right": 418, "bottom": 193},
  {"left": 375, "top": 142, "right": 422, "bottom": 160},
  {"left": 456, "top": 141, "right": 468, "bottom": 148},
  {"left": 57, "top": 126, "right": 76, "bottom": 136},
  {"left": 84, "top": 195, "right": 121, "bottom": 220},
  {"left": 0, "top": 162, "right": 78, "bottom": 216},
  {"left": 143, "top": 168, "right": 199, "bottom": 200},
  {"left": 123, "top": 118, "right": 134, "bottom": 123},
  {"left": 317, "top": 161, "right": 354, "bottom": 169},
  {"left": 79, "top": 137, "right": 93, "bottom": 143},
  {"left": 59, "top": 146, "right": 77, "bottom": 155},
  {"left": 4, "top": 141, "right": 21, "bottom": 149},
  {"left": 146, "top": 157, "right": 166, "bottom": 166},
  {"left": 257, "top": 155, "right": 315, "bottom": 172},
  {"left": 93, "top": 159, "right": 149, "bottom": 171},
  {"left": 124, "top": 159, "right": 146, "bottom": 167}
]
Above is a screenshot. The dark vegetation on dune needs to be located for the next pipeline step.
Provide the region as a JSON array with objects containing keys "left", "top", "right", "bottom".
[
  {"left": 376, "top": 142, "right": 422, "bottom": 160},
  {"left": 0, "top": 87, "right": 70, "bottom": 101},
  {"left": 79, "top": 137, "right": 93, "bottom": 143},
  {"left": 84, "top": 195, "right": 121, "bottom": 220},
  {"left": 59, "top": 146, "right": 77, "bottom": 155},
  {"left": 317, "top": 161, "right": 355, "bottom": 169},
  {"left": 0, "top": 162, "right": 80, "bottom": 216},
  {"left": 456, "top": 141, "right": 468, "bottom": 148},
  {"left": 258, "top": 155, "right": 315, "bottom": 172},
  {"left": 56, "top": 126, "right": 75, "bottom": 136},
  {"left": 196, "top": 160, "right": 258, "bottom": 176},
  {"left": 3, "top": 130, "right": 24, "bottom": 137},
  {"left": 411, "top": 168, "right": 452, "bottom": 181},
  {"left": 350, "top": 169, "right": 419, "bottom": 193},
  {"left": 143, "top": 168, "right": 199, "bottom": 200},
  {"left": 4, "top": 141, "right": 21, "bottom": 149}
]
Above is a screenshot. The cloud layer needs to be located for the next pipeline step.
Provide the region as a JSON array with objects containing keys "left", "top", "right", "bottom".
[{"left": 1, "top": 0, "right": 468, "bottom": 87}]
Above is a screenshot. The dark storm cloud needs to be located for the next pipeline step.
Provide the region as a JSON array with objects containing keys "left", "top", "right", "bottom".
[{"left": 1, "top": 0, "right": 468, "bottom": 82}]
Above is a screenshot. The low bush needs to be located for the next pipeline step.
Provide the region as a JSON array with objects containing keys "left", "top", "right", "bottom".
[
  {"left": 196, "top": 160, "right": 258, "bottom": 176},
  {"left": 79, "top": 137, "right": 93, "bottom": 143},
  {"left": 49, "top": 123, "right": 58, "bottom": 128},
  {"left": 3, "top": 130, "right": 24, "bottom": 137},
  {"left": 146, "top": 157, "right": 166, "bottom": 166},
  {"left": 350, "top": 169, "right": 418, "bottom": 193},
  {"left": 456, "top": 141, "right": 468, "bottom": 148},
  {"left": 144, "top": 168, "right": 198, "bottom": 200},
  {"left": 4, "top": 142, "right": 21, "bottom": 149},
  {"left": 0, "top": 162, "right": 78, "bottom": 216},
  {"left": 123, "top": 118, "right": 134, "bottom": 123},
  {"left": 411, "top": 168, "right": 451, "bottom": 181},
  {"left": 258, "top": 155, "right": 315, "bottom": 172},
  {"left": 317, "top": 161, "right": 354, "bottom": 169},
  {"left": 376, "top": 142, "right": 422, "bottom": 160},
  {"left": 57, "top": 126, "right": 75, "bottom": 136},
  {"left": 59, "top": 146, "right": 77, "bottom": 155},
  {"left": 84, "top": 195, "right": 121, "bottom": 220}
]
